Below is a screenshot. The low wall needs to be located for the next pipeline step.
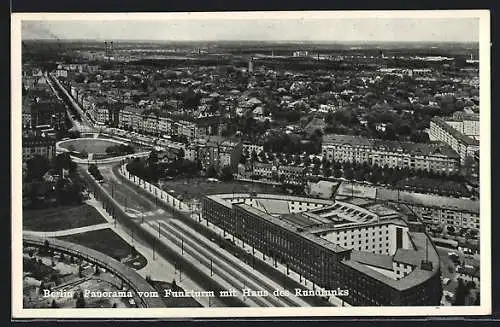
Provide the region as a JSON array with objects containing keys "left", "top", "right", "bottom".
[{"left": 118, "top": 164, "right": 190, "bottom": 212}]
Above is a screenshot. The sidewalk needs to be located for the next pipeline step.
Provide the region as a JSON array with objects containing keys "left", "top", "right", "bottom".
[{"left": 24, "top": 222, "right": 110, "bottom": 238}]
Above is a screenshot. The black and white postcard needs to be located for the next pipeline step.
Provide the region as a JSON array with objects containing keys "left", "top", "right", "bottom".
[{"left": 11, "top": 10, "right": 491, "bottom": 318}]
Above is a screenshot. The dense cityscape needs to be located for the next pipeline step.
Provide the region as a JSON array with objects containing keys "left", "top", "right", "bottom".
[{"left": 21, "top": 36, "right": 480, "bottom": 309}]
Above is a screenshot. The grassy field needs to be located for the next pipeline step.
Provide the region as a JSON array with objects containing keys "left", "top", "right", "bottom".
[
  {"left": 23, "top": 204, "right": 107, "bottom": 232},
  {"left": 58, "top": 228, "right": 148, "bottom": 270},
  {"left": 161, "top": 177, "right": 284, "bottom": 201}
]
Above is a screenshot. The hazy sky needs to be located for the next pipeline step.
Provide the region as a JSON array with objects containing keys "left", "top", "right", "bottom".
[{"left": 22, "top": 17, "right": 480, "bottom": 42}]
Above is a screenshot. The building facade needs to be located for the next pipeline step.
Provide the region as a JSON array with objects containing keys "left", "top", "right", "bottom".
[
  {"left": 202, "top": 193, "right": 442, "bottom": 306},
  {"left": 409, "top": 204, "right": 480, "bottom": 231},
  {"left": 22, "top": 133, "right": 56, "bottom": 162},
  {"left": 429, "top": 117, "right": 479, "bottom": 164},
  {"left": 322, "top": 134, "right": 460, "bottom": 174}
]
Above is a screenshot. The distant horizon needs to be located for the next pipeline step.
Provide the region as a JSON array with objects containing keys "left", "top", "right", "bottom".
[
  {"left": 21, "top": 17, "right": 480, "bottom": 43},
  {"left": 22, "top": 38, "right": 479, "bottom": 44}
]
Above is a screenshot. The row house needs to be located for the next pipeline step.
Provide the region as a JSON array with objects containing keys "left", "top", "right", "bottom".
[
  {"left": 189, "top": 137, "right": 243, "bottom": 172},
  {"left": 248, "top": 161, "right": 307, "bottom": 185},
  {"left": 410, "top": 203, "right": 480, "bottom": 232},
  {"left": 322, "top": 134, "right": 460, "bottom": 174}
]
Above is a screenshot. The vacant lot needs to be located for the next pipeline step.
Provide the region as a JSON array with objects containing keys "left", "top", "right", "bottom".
[
  {"left": 58, "top": 228, "right": 147, "bottom": 270},
  {"left": 23, "top": 204, "right": 107, "bottom": 232},
  {"left": 161, "top": 177, "right": 284, "bottom": 201}
]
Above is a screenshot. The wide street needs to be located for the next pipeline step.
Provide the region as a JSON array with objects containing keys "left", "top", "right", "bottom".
[{"left": 88, "top": 161, "right": 313, "bottom": 307}]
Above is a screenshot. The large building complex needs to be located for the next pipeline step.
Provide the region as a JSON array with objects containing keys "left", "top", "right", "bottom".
[
  {"left": 202, "top": 193, "right": 442, "bottom": 306},
  {"left": 429, "top": 113, "right": 480, "bottom": 163},
  {"left": 322, "top": 134, "right": 460, "bottom": 174}
]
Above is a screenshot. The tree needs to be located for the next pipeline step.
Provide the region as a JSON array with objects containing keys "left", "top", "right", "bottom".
[
  {"left": 321, "top": 157, "right": 331, "bottom": 169},
  {"left": 267, "top": 152, "right": 275, "bottom": 162},
  {"left": 39, "top": 281, "right": 46, "bottom": 294},
  {"left": 474, "top": 291, "right": 480, "bottom": 305},
  {"left": 454, "top": 278, "right": 467, "bottom": 306},
  {"left": 206, "top": 165, "right": 218, "bottom": 178},
  {"left": 344, "top": 167, "right": 354, "bottom": 180},
  {"left": 75, "top": 291, "right": 86, "bottom": 308},
  {"left": 26, "top": 155, "right": 50, "bottom": 180},
  {"left": 250, "top": 150, "right": 258, "bottom": 162},
  {"left": 258, "top": 151, "right": 266, "bottom": 162},
  {"left": 239, "top": 154, "right": 247, "bottom": 165},
  {"left": 177, "top": 148, "right": 185, "bottom": 160},
  {"left": 54, "top": 152, "right": 76, "bottom": 175},
  {"left": 219, "top": 166, "right": 234, "bottom": 182},
  {"left": 148, "top": 150, "right": 159, "bottom": 166}
]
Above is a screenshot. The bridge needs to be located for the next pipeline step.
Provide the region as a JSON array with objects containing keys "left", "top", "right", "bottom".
[{"left": 23, "top": 234, "right": 165, "bottom": 308}]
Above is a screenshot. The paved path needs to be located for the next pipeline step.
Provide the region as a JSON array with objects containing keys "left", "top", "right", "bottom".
[{"left": 24, "top": 222, "right": 110, "bottom": 238}]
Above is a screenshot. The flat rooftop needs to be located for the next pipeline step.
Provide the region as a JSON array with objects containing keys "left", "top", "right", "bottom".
[
  {"left": 234, "top": 203, "right": 349, "bottom": 255},
  {"left": 205, "top": 193, "right": 440, "bottom": 291},
  {"left": 344, "top": 231, "right": 440, "bottom": 292}
]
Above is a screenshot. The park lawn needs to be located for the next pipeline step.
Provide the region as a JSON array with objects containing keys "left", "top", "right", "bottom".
[
  {"left": 58, "top": 228, "right": 147, "bottom": 270},
  {"left": 23, "top": 204, "right": 107, "bottom": 232},
  {"left": 161, "top": 177, "right": 284, "bottom": 201},
  {"left": 60, "top": 138, "right": 122, "bottom": 153}
]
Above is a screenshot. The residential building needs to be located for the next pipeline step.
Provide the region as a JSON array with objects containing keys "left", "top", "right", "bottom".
[
  {"left": 22, "top": 130, "right": 56, "bottom": 162},
  {"left": 429, "top": 117, "right": 479, "bottom": 163},
  {"left": 322, "top": 134, "right": 460, "bottom": 174}
]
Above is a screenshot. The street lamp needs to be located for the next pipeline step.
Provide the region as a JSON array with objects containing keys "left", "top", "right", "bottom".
[{"left": 152, "top": 237, "right": 156, "bottom": 260}]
